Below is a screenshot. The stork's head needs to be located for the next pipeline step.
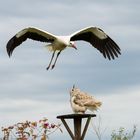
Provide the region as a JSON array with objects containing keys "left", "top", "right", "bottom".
[{"left": 69, "top": 41, "right": 77, "bottom": 50}]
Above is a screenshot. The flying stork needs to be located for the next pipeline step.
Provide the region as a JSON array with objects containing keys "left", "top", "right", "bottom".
[{"left": 6, "top": 26, "right": 121, "bottom": 70}]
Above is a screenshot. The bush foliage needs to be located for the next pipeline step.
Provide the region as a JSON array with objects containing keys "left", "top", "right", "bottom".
[
  {"left": 1, "top": 118, "right": 62, "bottom": 140},
  {"left": 111, "top": 125, "right": 136, "bottom": 140}
]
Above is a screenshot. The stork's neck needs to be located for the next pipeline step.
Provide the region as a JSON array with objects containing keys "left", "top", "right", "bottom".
[{"left": 57, "top": 36, "right": 70, "bottom": 45}]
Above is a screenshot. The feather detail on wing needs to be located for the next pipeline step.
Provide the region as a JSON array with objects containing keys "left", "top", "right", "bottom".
[
  {"left": 6, "top": 27, "right": 56, "bottom": 56},
  {"left": 74, "top": 93, "right": 102, "bottom": 108},
  {"left": 70, "top": 26, "right": 121, "bottom": 60}
]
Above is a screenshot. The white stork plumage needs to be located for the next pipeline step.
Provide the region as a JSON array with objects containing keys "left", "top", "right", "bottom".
[{"left": 6, "top": 26, "right": 121, "bottom": 70}]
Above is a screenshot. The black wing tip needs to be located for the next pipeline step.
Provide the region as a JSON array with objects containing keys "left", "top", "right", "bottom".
[
  {"left": 6, "top": 46, "right": 13, "bottom": 58},
  {"left": 105, "top": 37, "right": 121, "bottom": 60},
  {"left": 6, "top": 44, "right": 12, "bottom": 57},
  {"left": 102, "top": 47, "right": 121, "bottom": 60},
  {"left": 8, "top": 51, "right": 12, "bottom": 57},
  {"left": 6, "top": 35, "right": 17, "bottom": 57},
  {"left": 6, "top": 45, "right": 12, "bottom": 58},
  {"left": 103, "top": 55, "right": 118, "bottom": 60},
  {"left": 106, "top": 51, "right": 121, "bottom": 60}
]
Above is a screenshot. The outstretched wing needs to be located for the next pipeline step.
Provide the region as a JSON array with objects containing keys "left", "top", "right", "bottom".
[
  {"left": 6, "top": 27, "right": 57, "bottom": 57},
  {"left": 70, "top": 26, "right": 121, "bottom": 60}
]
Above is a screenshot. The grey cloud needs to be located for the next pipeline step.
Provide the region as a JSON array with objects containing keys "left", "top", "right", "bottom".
[{"left": 0, "top": 1, "right": 140, "bottom": 139}]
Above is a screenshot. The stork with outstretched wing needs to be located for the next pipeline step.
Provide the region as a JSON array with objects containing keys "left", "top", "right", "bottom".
[{"left": 6, "top": 26, "right": 121, "bottom": 70}]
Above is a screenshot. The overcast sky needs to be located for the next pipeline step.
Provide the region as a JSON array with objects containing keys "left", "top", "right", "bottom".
[{"left": 0, "top": 0, "right": 140, "bottom": 139}]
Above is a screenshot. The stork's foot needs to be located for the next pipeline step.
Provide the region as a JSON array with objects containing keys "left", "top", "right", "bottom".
[
  {"left": 51, "top": 64, "right": 55, "bottom": 69},
  {"left": 46, "top": 66, "right": 50, "bottom": 70},
  {"left": 46, "top": 64, "right": 55, "bottom": 70}
]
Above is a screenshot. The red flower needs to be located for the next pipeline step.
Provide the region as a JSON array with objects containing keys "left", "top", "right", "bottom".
[{"left": 43, "top": 123, "right": 49, "bottom": 128}]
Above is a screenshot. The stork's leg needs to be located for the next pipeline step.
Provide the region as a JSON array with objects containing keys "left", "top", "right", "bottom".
[
  {"left": 46, "top": 51, "right": 56, "bottom": 70},
  {"left": 51, "top": 51, "right": 61, "bottom": 69}
]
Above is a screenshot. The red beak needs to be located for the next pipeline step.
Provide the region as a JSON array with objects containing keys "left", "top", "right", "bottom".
[{"left": 72, "top": 44, "right": 77, "bottom": 50}]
